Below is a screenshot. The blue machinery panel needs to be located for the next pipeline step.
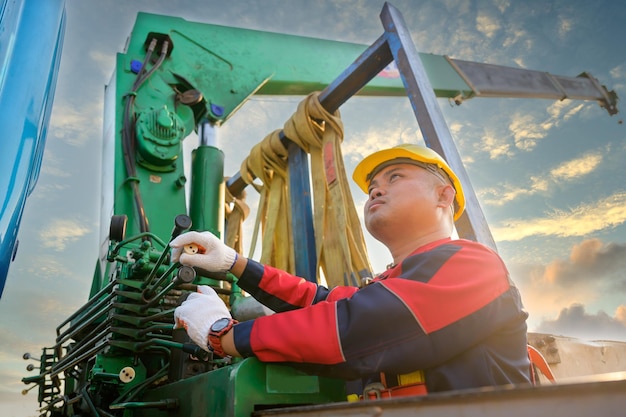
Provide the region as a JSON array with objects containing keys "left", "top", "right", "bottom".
[{"left": 0, "top": 0, "right": 67, "bottom": 297}]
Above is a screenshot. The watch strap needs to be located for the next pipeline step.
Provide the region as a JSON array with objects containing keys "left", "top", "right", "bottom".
[{"left": 208, "top": 318, "right": 238, "bottom": 357}]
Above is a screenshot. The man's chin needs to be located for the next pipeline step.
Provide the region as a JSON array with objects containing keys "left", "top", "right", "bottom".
[{"left": 365, "top": 218, "right": 387, "bottom": 240}]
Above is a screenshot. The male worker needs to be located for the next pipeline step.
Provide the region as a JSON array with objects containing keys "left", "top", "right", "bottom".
[{"left": 171, "top": 143, "right": 531, "bottom": 394}]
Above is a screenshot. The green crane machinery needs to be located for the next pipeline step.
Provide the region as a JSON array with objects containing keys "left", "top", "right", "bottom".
[{"left": 22, "top": 3, "right": 622, "bottom": 417}]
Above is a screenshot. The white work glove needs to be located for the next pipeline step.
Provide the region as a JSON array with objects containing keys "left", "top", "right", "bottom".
[
  {"left": 170, "top": 231, "right": 238, "bottom": 273},
  {"left": 173, "top": 285, "right": 232, "bottom": 351}
]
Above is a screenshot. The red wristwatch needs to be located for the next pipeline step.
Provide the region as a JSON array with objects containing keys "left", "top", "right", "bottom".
[{"left": 208, "top": 318, "right": 238, "bottom": 357}]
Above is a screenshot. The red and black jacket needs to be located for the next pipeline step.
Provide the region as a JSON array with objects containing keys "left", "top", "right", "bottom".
[{"left": 232, "top": 237, "right": 531, "bottom": 392}]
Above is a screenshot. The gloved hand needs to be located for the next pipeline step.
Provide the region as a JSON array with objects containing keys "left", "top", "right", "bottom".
[
  {"left": 170, "top": 231, "right": 238, "bottom": 273},
  {"left": 173, "top": 285, "right": 232, "bottom": 351}
]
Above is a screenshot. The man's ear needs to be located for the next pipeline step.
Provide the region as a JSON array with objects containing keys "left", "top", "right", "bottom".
[{"left": 437, "top": 184, "right": 456, "bottom": 208}]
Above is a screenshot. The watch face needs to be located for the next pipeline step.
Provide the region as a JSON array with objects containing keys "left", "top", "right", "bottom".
[{"left": 211, "top": 317, "right": 231, "bottom": 332}]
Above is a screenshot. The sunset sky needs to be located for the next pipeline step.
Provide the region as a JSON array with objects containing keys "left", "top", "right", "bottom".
[{"left": 2, "top": 0, "right": 626, "bottom": 415}]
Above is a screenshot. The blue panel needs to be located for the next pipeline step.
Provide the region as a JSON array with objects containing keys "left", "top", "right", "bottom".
[{"left": 0, "top": 0, "right": 67, "bottom": 297}]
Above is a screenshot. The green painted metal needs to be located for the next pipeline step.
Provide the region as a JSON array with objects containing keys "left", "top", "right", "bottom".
[
  {"left": 419, "top": 53, "right": 471, "bottom": 99},
  {"left": 135, "top": 105, "right": 186, "bottom": 171},
  {"left": 111, "top": 52, "right": 188, "bottom": 243},
  {"left": 189, "top": 145, "right": 224, "bottom": 236},
  {"left": 124, "top": 12, "right": 471, "bottom": 121},
  {"left": 135, "top": 358, "right": 346, "bottom": 417},
  {"left": 91, "top": 355, "right": 146, "bottom": 396},
  {"left": 110, "top": 12, "right": 474, "bottom": 252}
]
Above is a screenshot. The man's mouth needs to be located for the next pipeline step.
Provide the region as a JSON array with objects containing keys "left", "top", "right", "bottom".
[{"left": 367, "top": 200, "right": 384, "bottom": 210}]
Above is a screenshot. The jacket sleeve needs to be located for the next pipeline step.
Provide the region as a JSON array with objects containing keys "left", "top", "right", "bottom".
[
  {"left": 235, "top": 259, "right": 358, "bottom": 312},
  {"left": 232, "top": 242, "right": 527, "bottom": 380}
]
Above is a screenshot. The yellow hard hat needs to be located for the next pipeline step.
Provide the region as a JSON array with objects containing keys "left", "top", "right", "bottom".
[{"left": 352, "top": 144, "right": 465, "bottom": 221}]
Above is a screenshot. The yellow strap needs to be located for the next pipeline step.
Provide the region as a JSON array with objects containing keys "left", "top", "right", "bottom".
[
  {"left": 398, "top": 370, "right": 425, "bottom": 385},
  {"left": 239, "top": 128, "right": 294, "bottom": 272},
  {"left": 239, "top": 92, "right": 372, "bottom": 285},
  {"left": 285, "top": 93, "right": 372, "bottom": 286},
  {"left": 223, "top": 178, "right": 250, "bottom": 254}
]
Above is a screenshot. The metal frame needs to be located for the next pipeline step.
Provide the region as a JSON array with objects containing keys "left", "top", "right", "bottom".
[
  {"left": 247, "top": 2, "right": 497, "bottom": 280},
  {"left": 226, "top": 2, "right": 621, "bottom": 278},
  {"left": 379, "top": 3, "right": 495, "bottom": 249}
]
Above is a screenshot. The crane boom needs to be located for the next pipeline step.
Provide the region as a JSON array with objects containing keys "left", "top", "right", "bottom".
[{"left": 447, "top": 57, "right": 618, "bottom": 114}]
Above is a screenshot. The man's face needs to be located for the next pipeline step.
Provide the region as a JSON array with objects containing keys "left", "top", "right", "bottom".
[{"left": 363, "top": 163, "right": 444, "bottom": 241}]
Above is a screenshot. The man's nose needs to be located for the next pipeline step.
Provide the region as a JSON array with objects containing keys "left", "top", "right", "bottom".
[{"left": 369, "top": 186, "right": 384, "bottom": 199}]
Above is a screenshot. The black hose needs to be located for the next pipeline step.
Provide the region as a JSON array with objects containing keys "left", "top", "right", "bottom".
[{"left": 121, "top": 39, "right": 170, "bottom": 235}]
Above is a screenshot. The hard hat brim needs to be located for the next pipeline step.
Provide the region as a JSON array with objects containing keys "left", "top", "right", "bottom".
[{"left": 352, "top": 145, "right": 466, "bottom": 221}]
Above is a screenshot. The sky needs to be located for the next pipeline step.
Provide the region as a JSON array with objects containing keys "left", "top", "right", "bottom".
[{"left": 2, "top": 0, "right": 626, "bottom": 415}]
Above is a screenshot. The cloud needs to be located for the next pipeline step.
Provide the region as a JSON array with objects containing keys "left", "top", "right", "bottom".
[
  {"left": 39, "top": 152, "right": 72, "bottom": 179},
  {"left": 508, "top": 113, "right": 547, "bottom": 151},
  {"left": 557, "top": 16, "right": 573, "bottom": 39},
  {"left": 463, "top": 100, "right": 595, "bottom": 166},
  {"left": 342, "top": 123, "right": 421, "bottom": 165},
  {"left": 39, "top": 219, "right": 92, "bottom": 251},
  {"left": 480, "top": 150, "right": 601, "bottom": 207},
  {"left": 0, "top": 288, "right": 84, "bottom": 397},
  {"left": 480, "top": 131, "right": 514, "bottom": 159},
  {"left": 509, "top": 238, "right": 626, "bottom": 312},
  {"left": 505, "top": 101, "right": 588, "bottom": 152},
  {"left": 502, "top": 28, "right": 527, "bottom": 48},
  {"left": 547, "top": 100, "right": 584, "bottom": 122},
  {"left": 19, "top": 254, "right": 68, "bottom": 280},
  {"left": 0, "top": 394, "right": 33, "bottom": 417},
  {"left": 509, "top": 262, "right": 592, "bottom": 324},
  {"left": 476, "top": 13, "right": 501, "bottom": 39},
  {"left": 536, "top": 304, "right": 626, "bottom": 342},
  {"left": 610, "top": 64, "right": 626, "bottom": 80},
  {"left": 89, "top": 50, "right": 116, "bottom": 78},
  {"left": 542, "top": 239, "right": 626, "bottom": 286},
  {"left": 494, "top": 0, "right": 511, "bottom": 15},
  {"left": 50, "top": 101, "right": 103, "bottom": 147},
  {"left": 440, "top": 0, "right": 471, "bottom": 16},
  {"left": 480, "top": 175, "right": 548, "bottom": 206},
  {"left": 492, "top": 192, "right": 626, "bottom": 241},
  {"left": 549, "top": 151, "right": 602, "bottom": 180}
]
